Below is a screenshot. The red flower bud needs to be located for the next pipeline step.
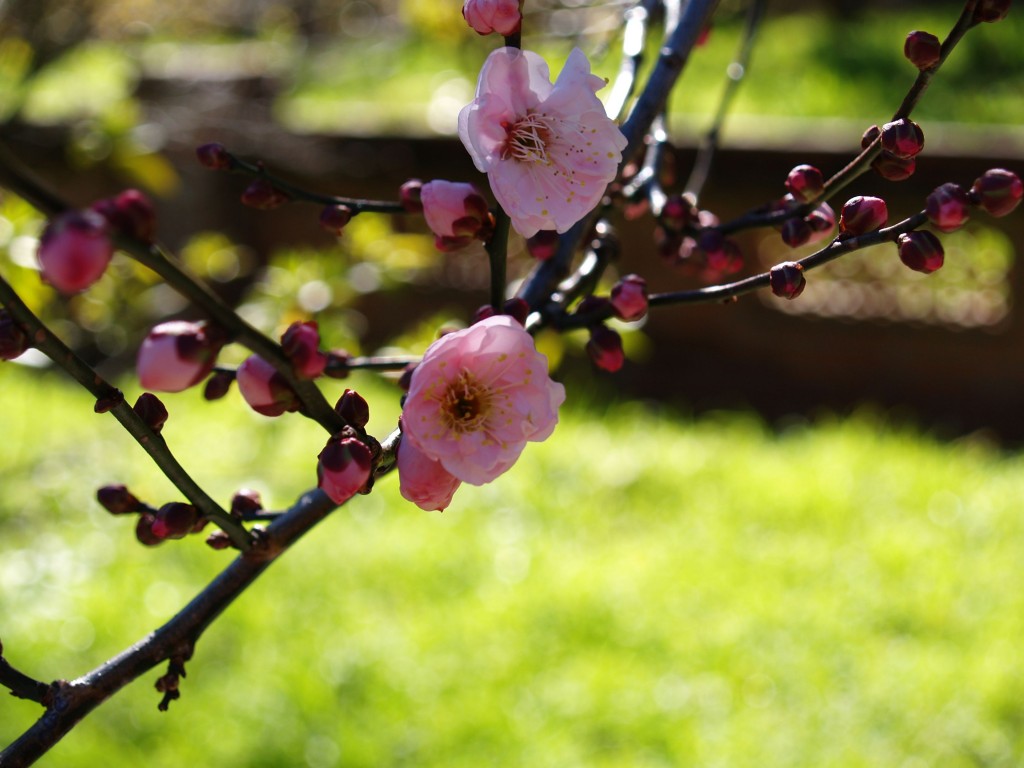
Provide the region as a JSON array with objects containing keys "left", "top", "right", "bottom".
[
  {"left": 897, "top": 231, "right": 944, "bottom": 274},
  {"left": 971, "top": 168, "right": 1022, "bottom": 217},
  {"left": 203, "top": 370, "right": 234, "bottom": 401},
  {"left": 502, "top": 297, "right": 530, "bottom": 326},
  {"left": 610, "top": 274, "right": 648, "bottom": 321},
  {"left": 526, "top": 230, "right": 559, "bottom": 261},
  {"left": 236, "top": 355, "right": 301, "bottom": 417},
  {"left": 97, "top": 484, "right": 141, "bottom": 515},
  {"left": 780, "top": 218, "right": 812, "bottom": 248},
  {"left": 784, "top": 165, "right": 824, "bottom": 203},
  {"left": 317, "top": 436, "right": 373, "bottom": 504},
  {"left": 805, "top": 203, "right": 837, "bottom": 244},
  {"left": 769, "top": 261, "right": 806, "bottom": 300},
  {"left": 660, "top": 195, "right": 694, "bottom": 231},
  {"left": 133, "top": 392, "right": 168, "bottom": 434},
  {"left": 586, "top": 325, "right": 625, "bottom": 372},
  {"left": 136, "top": 513, "right": 163, "bottom": 546},
  {"left": 241, "top": 179, "right": 288, "bottom": 210},
  {"left": 974, "top": 0, "right": 1011, "bottom": 23},
  {"left": 904, "top": 31, "right": 941, "bottom": 70},
  {"left": 137, "top": 321, "right": 223, "bottom": 393},
  {"left": 151, "top": 502, "right": 199, "bottom": 540},
  {"left": 319, "top": 205, "right": 353, "bottom": 234},
  {"left": 281, "top": 320, "right": 327, "bottom": 380},
  {"left": 399, "top": 179, "right": 424, "bottom": 213},
  {"left": 872, "top": 152, "right": 916, "bottom": 182},
  {"left": 0, "top": 310, "right": 29, "bottom": 361},
  {"left": 698, "top": 230, "right": 743, "bottom": 275},
  {"left": 230, "top": 488, "right": 263, "bottom": 518},
  {"left": 839, "top": 196, "right": 888, "bottom": 236},
  {"left": 91, "top": 189, "right": 156, "bottom": 243},
  {"left": 861, "top": 124, "right": 881, "bottom": 149},
  {"left": 37, "top": 210, "right": 113, "bottom": 293},
  {"left": 880, "top": 119, "right": 925, "bottom": 159},
  {"left": 324, "top": 350, "right": 352, "bottom": 379},
  {"left": 335, "top": 388, "right": 370, "bottom": 430},
  {"left": 195, "top": 142, "right": 231, "bottom": 170},
  {"left": 925, "top": 183, "right": 971, "bottom": 233}
]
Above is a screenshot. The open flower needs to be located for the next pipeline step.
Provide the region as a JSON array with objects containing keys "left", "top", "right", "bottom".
[
  {"left": 462, "top": 0, "right": 521, "bottom": 36},
  {"left": 401, "top": 315, "right": 565, "bottom": 485},
  {"left": 458, "top": 47, "right": 627, "bottom": 238}
]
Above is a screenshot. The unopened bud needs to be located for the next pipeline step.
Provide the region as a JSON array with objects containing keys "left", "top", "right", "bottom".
[
  {"left": 526, "top": 230, "right": 558, "bottom": 260},
  {"left": 660, "top": 195, "right": 693, "bottom": 231},
  {"left": 281, "top": 321, "right": 327, "bottom": 380},
  {"left": 37, "top": 210, "right": 113, "bottom": 294},
  {"left": 203, "top": 370, "right": 234, "bottom": 401},
  {"left": 839, "top": 196, "right": 888, "bottom": 236},
  {"left": 236, "top": 355, "right": 300, "bottom": 417},
  {"left": 136, "top": 513, "right": 163, "bottom": 547},
  {"left": 609, "top": 274, "right": 648, "bottom": 321},
  {"left": 698, "top": 230, "right": 743, "bottom": 275},
  {"left": 91, "top": 189, "right": 156, "bottom": 243},
  {"left": 472, "top": 304, "right": 497, "bottom": 324},
  {"left": 230, "top": 488, "right": 263, "bottom": 518},
  {"left": 897, "top": 231, "right": 944, "bottom": 273},
  {"left": 94, "top": 389, "right": 125, "bottom": 414},
  {"left": 769, "top": 262, "right": 806, "bottom": 299},
  {"left": 319, "top": 205, "right": 353, "bottom": 235},
  {"left": 586, "top": 325, "right": 625, "bottom": 373},
  {"left": 151, "top": 503, "right": 199, "bottom": 540},
  {"left": 205, "top": 530, "right": 234, "bottom": 550},
  {"left": 97, "top": 484, "right": 141, "bottom": 515},
  {"left": 974, "top": 0, "right": 1011, "bottom": 23},
  {"left": 398, "top": 363, "right": 417, "bottom": 392},
  {"left": 324, "top": 350, "right": 352, "bottom": 379},
  {"left": 872, "top": 152, "right": 916, "bottom": 182},
  {"left": 399, "top": 179, "right": 423, "bottom": 213},
  {"left": 195, "top": 142, "right": 231, "bottom": 170},
  {"left": 780, "top": 218, "right": 812, "bottom": 248},
  {"left": 502, "top": 297, "right": 530, "bottom": 326},
  {"left": 317, "top": 436, "right": 373, "bottom": 504},
  {"left": 0, "top": 310, "right": 29, "bottom": 361},
  {"left": 241, "top": 179, "right": 288, "bottom": 210},
  {"left": 926, "top": 183, "right": 971, "bottom": 232},
  {"left": 335, "top": 389, "right": 370, "bottom": 430},
  {"left": 784, "top": 165, "right": 824, "bottom": 203},
  {"left": 971, "top": 168, "right": 1022, "bottom": 217},
  {"left": 881, "top": 119, "right": 925, "bottom": 159},
  {"left": 904, "top": 30, "right": 941, "bottom": 70},
  {"left": 805, "top": 203, "right": 837, "bottom": 244},
  {"left": 137, "top": 321, "right": 223, "bottom": 393},
  {"left": 133, "top": 392, "right": 168, "bottom": 434}
]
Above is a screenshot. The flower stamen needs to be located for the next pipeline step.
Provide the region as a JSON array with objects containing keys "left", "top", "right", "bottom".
[
  {"left": 441, "top": 371, "right": 491, "bottom": 433},
  {"left": 502, "top": 113, "right": 553, "bottom": 164}
]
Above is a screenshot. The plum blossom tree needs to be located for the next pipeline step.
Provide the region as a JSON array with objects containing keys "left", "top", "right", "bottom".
[{"left": 0, "top": 0, "right": 1021, "bottom": 763}]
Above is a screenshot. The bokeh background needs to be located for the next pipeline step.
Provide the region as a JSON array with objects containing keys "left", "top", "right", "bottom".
[{"left": 2, "top": 1, "right": 1024, "bottom": 765}]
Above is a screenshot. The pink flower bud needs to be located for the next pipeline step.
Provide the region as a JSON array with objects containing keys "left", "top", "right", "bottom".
[
  {"left": 133, "top": 392, "right": 168, "bottom": 434},
  {"left": 96, "top": 484, "right": 141, "bottom": 515},
  {"left": 587, "top": 325, "right": 624, "bottom": 372},
  {"left": 317, "top": 436, "right": 373, "bottom": 504},
  {"left": 698, "top": 230, "right": 743, "bottom": 275},
  {"left": 0, "top": 310, "right": 29, "bottom": 361},
  {"left": 904, "top": 31, "right": 941, "bottom": 70},
  {"left": 805, "top": 203, "right": 837, "bottom": 245},
  {"left": 137, "top": 321, "right": 222, "bottom": 393},
  {"left": 769, "top": 262, "right": 806, "bottom": 299},
  {"left": 526, "top": 230, "right": 559, "bottom": 260},
  {"left": 421, "top": 180, "right": 493, "bottom": 251},
  {"left": 319, "top": 205, "right": 353, "bottom": 234},
  {"left": 502, "top": 297, "right": 530, "bottom": 326},
  {"left": 241, "top": 179, "right": 288, "bottom": 210},
  {"left": 230, "top": 488, "right": 263, "bottom": 518},
  {"left": 784, "top": 165, "right": 824, "bottom": 203},
  {"left": 399, "top": 179, "right": 424, "bottom": 213},
  {"left": 872, "top": 152, "right": 916, "bottom": 182},
  {"left": 37, "top": 210, "right": 113, "bottom": 293},
  {"left": 974, "top": 0, "right": 1010, "bottom": 23},
  {"left": 780, "top": 218, "right": 812, "bottom": 248},
  {"left": 281, "top": 320, "right": 327, "bottom": 380},
  {"left": 195, "top": 142, "right": 231, "bottom": 170},
  {"left": 660, "top": 195, "right": 694, "bottom": 231},
  {"left": 610, "top": 274, "right": 648, "bottom": 321},
  {"left": 926, "top": 183, "right": 971, "bottom": 233},
  {"left": 91, "top": 189, "right": 156, "bottom": 242},
  {"left": 335, "top": 388, "right": 370, "bottom": 430},
  {"left": 971, "top": 168, "right": 1022, "bottom": 217},
  {"left": 839, "top": 196, "right": 888, "bottom": 236},
  {"left": 151, "top": 502, "right": 199, "bottom": 540},
  {"left": 897, "top": 231, "right": 944, "bottom": 274},
  {"left": 236, "top": 355, "right": 300, "bottom": 417},
  {"left": 462, "top": 0, "right": 522, "bottom": 36},
  {"left": 397, "top": 436, "right": 462, "bottom": 511},
  {"left": 881, "top": 119, "right": 925, "bottom": 159}
]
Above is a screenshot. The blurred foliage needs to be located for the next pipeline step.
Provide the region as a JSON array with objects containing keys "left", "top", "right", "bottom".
[{"left": 2, "top": 365, "right": 1024, "bottom": 765}]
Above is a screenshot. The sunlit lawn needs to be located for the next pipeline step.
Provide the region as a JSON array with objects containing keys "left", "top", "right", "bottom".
[{"left": 2, "top": 364, "right": 1024, "bottom": 767}]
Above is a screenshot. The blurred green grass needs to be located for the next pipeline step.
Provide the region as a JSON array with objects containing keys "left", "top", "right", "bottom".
[{"left": 2, "top": 363, "right": 1024, "bottom": 766}]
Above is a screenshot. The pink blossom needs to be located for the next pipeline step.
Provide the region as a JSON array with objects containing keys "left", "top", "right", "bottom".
[
  {"left": 610, "top": 274, "right": 648, "bottom": 321},
  {"left": 317, "top": 436, "right": 373, "bottom": 504},
  {"left": 236, "top": 355, "right": 300, "bottom": 417},
  {"left": 37, "top": 210, "right": 114, "bottom": 294},
  {"left": 421, "top": 180, "right": 493, "bottom": 251},
  {"left": 281, "top": 320, "right": 328, "bottom": 379},
  {"left": 402, "top": 315, "right": 565, "bottom": 485},
  {"left": 137, "top": 321, "right": 222, "bottom": 393},
  {"left": 458, "top": 47, "right": 627, "bottom": 238},
  {"left": 397, "top": 436, "right": 462, "bottom": 511},
  {"left": 462, "top": 0, "right": 522, "bottom": 36}
]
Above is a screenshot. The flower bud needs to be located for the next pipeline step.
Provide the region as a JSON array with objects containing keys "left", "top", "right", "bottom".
[
  {"left": 151, "top": 502, "right": 199, "bottom": 540},
  {"left": 317, "top": 436, "right": 373, "bottom": 504},
  {"left": 660, "top": 195, "right": 693, "bottom": 231},
  {"left": 839, "top": 196, "right": 888, "bottom": 236},
  {"left": 203, "top": 370, "right": 234, "bottom": 401},
  {"left": 472, "top": 304, "right": 497, "bottom": 324},
  {"left": 971, "top": 168, "right": 1022, "bottom": 217},
  {"left": 880, "top": 118, "right": 925, "bottom": 159},
  {"left": 97, "top": 484, "right": 141, "bottom": 515},
  {"left": 399, "top": 179, "right": 424, "bottom": 213},
  {"left": 91, "top": 189, "right": 156, "bottom": 242},
  {"left": 974, "top": 0, "right": 1010, "bottom": 23},
  {"left": 397, "top": 436, "right": 461, "bottom": 512},
  {"left": 230, "top": 488, "right": 263, "bottom": 518},
  {"left": 904, "top": 30, "right": 941, "bottom": 70},
  {"left": 319, "top": 205, "right": 353, "bottom": 235},
  {"left": 784, "top": 165, "right": 824, "bottom": 203},
  {"left": 805, "top": 203, "right": 837, "bottom": 244},
  {"left": 462, "top": 0, "right": 522, "bottom": 36},
  {"left": 136, "top": 513, "right": 163, "bottom": 547},
  {"left": 398, "top": 363, "right": 417, "bottom": 392},
  {"left": 897, "top": 231, "right": 944, "bottom": 273},
  {"left": 926, "top": 182, "right": 971, "bottom": 232},
  {"left": 769, "top": 262, "right": 806, "bottom": 299},
  {"left": 0, "top": 310, "right": 29, "bottom": 361},
  {"left": 421, "top": 180, "right": 493, "bottom": 251},
  {"left": 205, "top": 530, "right": 233, "bottom": 550},
  {"left": 37, "top": 210, "right": 113, "bottom": 293},
  {"left": 236, "top": 355, "right": 301, "bottom": 417},
  {"left": 335, "top": 388, "right": 370, "bottom": 430},
  {"left": 502, "top": 297, "right": 530, "bottom": 326},
  {"left": 780, "top": 218, "right": 812, "bottom": 248},
  {"left": 137, "top": 321, "right": 223, "bottom": 393},
  {"left": 241, "top": 179, "right": 288, "bottom": 210},
  {"left": 195, "top": 142, "right": 231, "bottom": 170},
  {"left": 861, "top": 124, "right": 881, "bottom": 149},
  {"left": 610, "top": 274, "right": 648, "bottom": 321},
  {"left": 526, "top": 230, "right": 558, "bottom": 260},
  {"left": 281, "top": 320, "right": 327, "bottom": 380},
  {"left": 698, "top": 230, "right": 743, "bottom": 275},
  {"left": 872, "top": 152, "right": 916, "bottom": 182},
  {"left": 133, "top": 392, "right": 168, "bottom": 434},
  {"left": 586, "top": 325, "right": 624, "bottom": 372},
  {"left": 324, "top": 350, "right": 352, "bottom": 379}
]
